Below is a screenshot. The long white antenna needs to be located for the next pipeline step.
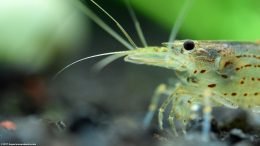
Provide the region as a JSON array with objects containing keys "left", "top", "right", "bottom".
[
  {"left": 53, "top": 51, "right": 128, "bottom": 79},
  {"left": 167, "top": 0, "right": 194, "bottom": 48},
  {"left": 90, "top": 0, "right": 138, "bottom": 49},
  {"left": 125, "top": 0, "right": 148, "bottom": 47},
  {"left": 72, "top": 0, "right": 134, "bottom": 50}
]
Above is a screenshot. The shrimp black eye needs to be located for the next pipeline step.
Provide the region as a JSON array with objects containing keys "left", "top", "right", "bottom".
[{"left": 183, "top": 40, "right": 195, "bottom": 50}]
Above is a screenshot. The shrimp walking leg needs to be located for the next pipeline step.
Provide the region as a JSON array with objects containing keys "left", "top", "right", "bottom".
[
  {"left": 143, "top": 84, "right": 167, "bottom": 128},
  {"left": 168, "top": 102, "right": 179, "bottom": 136},
  {"left": 158, "top": 93, "right": 175, "bottom": 130}
]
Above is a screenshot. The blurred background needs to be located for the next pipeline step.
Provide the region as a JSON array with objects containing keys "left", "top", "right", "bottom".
[{"left": 0, "top": 0, "right": 259, "bottom": 145}]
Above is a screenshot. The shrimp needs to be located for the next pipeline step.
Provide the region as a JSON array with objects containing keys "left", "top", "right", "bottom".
[
  {"left": 132, "top": 40, "right": 260, "bottom": 136},
  {"left": 55, "top": 0, "right": 260, "bottom": 137}
]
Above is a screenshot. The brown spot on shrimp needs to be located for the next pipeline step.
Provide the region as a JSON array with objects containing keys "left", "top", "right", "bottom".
[
  {"left": 207, "top": 84, "right": 216, "bottom": 88},
  {"left": 200, "top": 70, "right": 206, "bottom": 73}
]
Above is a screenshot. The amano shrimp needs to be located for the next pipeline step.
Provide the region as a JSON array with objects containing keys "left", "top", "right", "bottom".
[
  {"left": 126, "top": 40, "right": 260, "bottom": 136},
  {"left": 55, "top": 0, "right": 260, "bottom": 136}
]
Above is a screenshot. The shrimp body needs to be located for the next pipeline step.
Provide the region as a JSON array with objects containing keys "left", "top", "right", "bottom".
[
  {"left": 126, "top": 40, "right": 260, "bottom": 107},
  {"left": 125, "top": 40, "right": 260, "bottom": 133}
]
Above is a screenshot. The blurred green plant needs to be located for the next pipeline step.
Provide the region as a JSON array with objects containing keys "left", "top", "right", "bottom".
[{"left": 128, "top": 0, "right": 260, "bottom": 40}]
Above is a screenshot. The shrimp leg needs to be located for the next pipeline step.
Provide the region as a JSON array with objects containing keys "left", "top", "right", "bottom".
[{"left": 143, "top": 84, "right": 167, "bottom": 128}]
